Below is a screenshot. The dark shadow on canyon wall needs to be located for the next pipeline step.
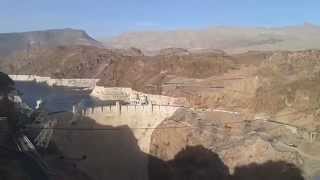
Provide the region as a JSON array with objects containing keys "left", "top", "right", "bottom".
[
  {"left": 0, "top": 109, "right": 305, "bottom": 180},
  {"left": 231, "top": 161, "right": 304, "bottom": 180},
  {"left": 149, "top": 145, "right": 229, "bottom": 180},
  {"left": 50, "top": 114, "right": 305, "bottom": 180},
  {"left": 49, "top": 113, "right": 149, "bottom": 180},
  {"left": 169, "top": 145, "right": 229, "bottom": 180},
  {"left": 149, "top": 145, "right": 304, "bottom": 180}
]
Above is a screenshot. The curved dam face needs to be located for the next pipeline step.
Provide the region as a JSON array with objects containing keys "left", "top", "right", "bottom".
[
  {"left": 11, "top": 76, "right": 183, "bottom": 179},
  {"left": 11, "top": 76, "right": 183, "bottom": 152},
  {"left": 54, "top": 87, "right": 181, "bottom": 180},
  {"left": 80, "top": 103, "right": 179, "bottom": 153},
  {"left": 87, "top": 86, "right": 185, "bottom": 152},
  {"left": 54, "top": 99, "right": 180, "bottom": 180}
]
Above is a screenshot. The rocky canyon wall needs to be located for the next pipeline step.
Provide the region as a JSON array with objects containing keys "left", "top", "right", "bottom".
[{"left": 9, "top": 75, "right": 99, "bottom": 88}]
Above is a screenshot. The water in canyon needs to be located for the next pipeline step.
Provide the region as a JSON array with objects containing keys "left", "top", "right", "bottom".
[{"left": 15, "top": 81, "right": 108, "bottom": 112}]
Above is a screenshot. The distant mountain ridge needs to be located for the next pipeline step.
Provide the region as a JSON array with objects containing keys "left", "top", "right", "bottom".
[
  {"left": 0, "top": 28, "right": 102, "bottom": 57},
  {"left": 105, "top": 23, "right": 320, "bottom": 53}
]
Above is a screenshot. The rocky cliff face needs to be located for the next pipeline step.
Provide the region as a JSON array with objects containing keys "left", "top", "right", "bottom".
[
  {"left": 147, "top": 50, "right": 320, "bottom": 179},
  {"left": 0, "top": 28, "right": 102, "bottom": 58},
  {"left": 149, "top": 108, "right": 313, "bottom": 179},
  {"left": 0, "top": 46, "right": 236, "bottom": 94}
]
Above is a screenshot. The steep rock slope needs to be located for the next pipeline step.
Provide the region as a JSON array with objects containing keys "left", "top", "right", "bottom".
[
  {"left": 1, "top": 46, "right": 236, "bottom": 94},
  {"left": 0, "top": 28, "right": 102, "bottom": 58},
  {"left": 149, "top": 109, "right": 310, "bottom": 179}
]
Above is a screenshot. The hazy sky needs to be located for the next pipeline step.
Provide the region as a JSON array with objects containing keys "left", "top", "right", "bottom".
[{"left": 1, "top": 0, "right": 319, "bottom": 38}]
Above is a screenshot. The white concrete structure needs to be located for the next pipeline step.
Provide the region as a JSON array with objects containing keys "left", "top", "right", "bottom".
[
  {"left": 90, "top": 86, "right": 186, "bottom": 106},
  {"left": 79, "top": 103, "right": 178, "bottom": 117},
  {"left": 77, "top": 102, "right": 179, "bottom": 153},
  {"left": 35, "top": 99, "right": 43, "bottom": 110},
  {"left": 130, "top": 93, "right": 148, "bottom": 105}
]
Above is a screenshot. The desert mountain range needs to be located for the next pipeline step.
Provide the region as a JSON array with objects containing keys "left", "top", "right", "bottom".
[
  {"left": 2, "top": 23, "right": 320, "bottom": 57},
  {"left": 0, "top": 28, "right": 102, "bottom": 57},
  {"left": 106, "top": 23, "right": 320, "bottom": 54}
]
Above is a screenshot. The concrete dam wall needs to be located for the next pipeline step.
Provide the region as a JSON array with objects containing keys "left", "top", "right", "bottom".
[
  {"left": 90, "top": 86, "right": 186, "bottom": 105},
  {"left": 9, "top": 75, "right": 182, "bottom": 153},
  {"left": 76, "top": 102, "right": 179, "bottom": 153},
  {"left": 9, "top": 75, "right": 99, "bottom": 88}
]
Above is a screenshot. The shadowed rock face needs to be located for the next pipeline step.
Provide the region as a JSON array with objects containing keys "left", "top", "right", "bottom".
[
  {"left": 0, "top": 72, "right": 16, "bottom": 131},
  {"left": 149, "top": 145, "right": 304, "bottom": 180},
  {"left": 52, "top": 113, "right": 150, "bottom": 180},
  {"left": 168, "top": 146, "right": 230, "bottom": 180},
  {"left": 0, "top": 71, "right": 14, "bottom": 95},
  {"left": 0, "top": 28, "right": 102, "bottom": 57},
  {"left": 231, "top": 161, "right": 304, "bottom": 180},
  {"left": 148, "top": 107, "right": 315, "bottom": 179},
  {"left": 0, "top": 72, "right": 92, "bottom": 180},
  {"left": 49, "top": 112, "right": 305, "bottom": 180}
]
